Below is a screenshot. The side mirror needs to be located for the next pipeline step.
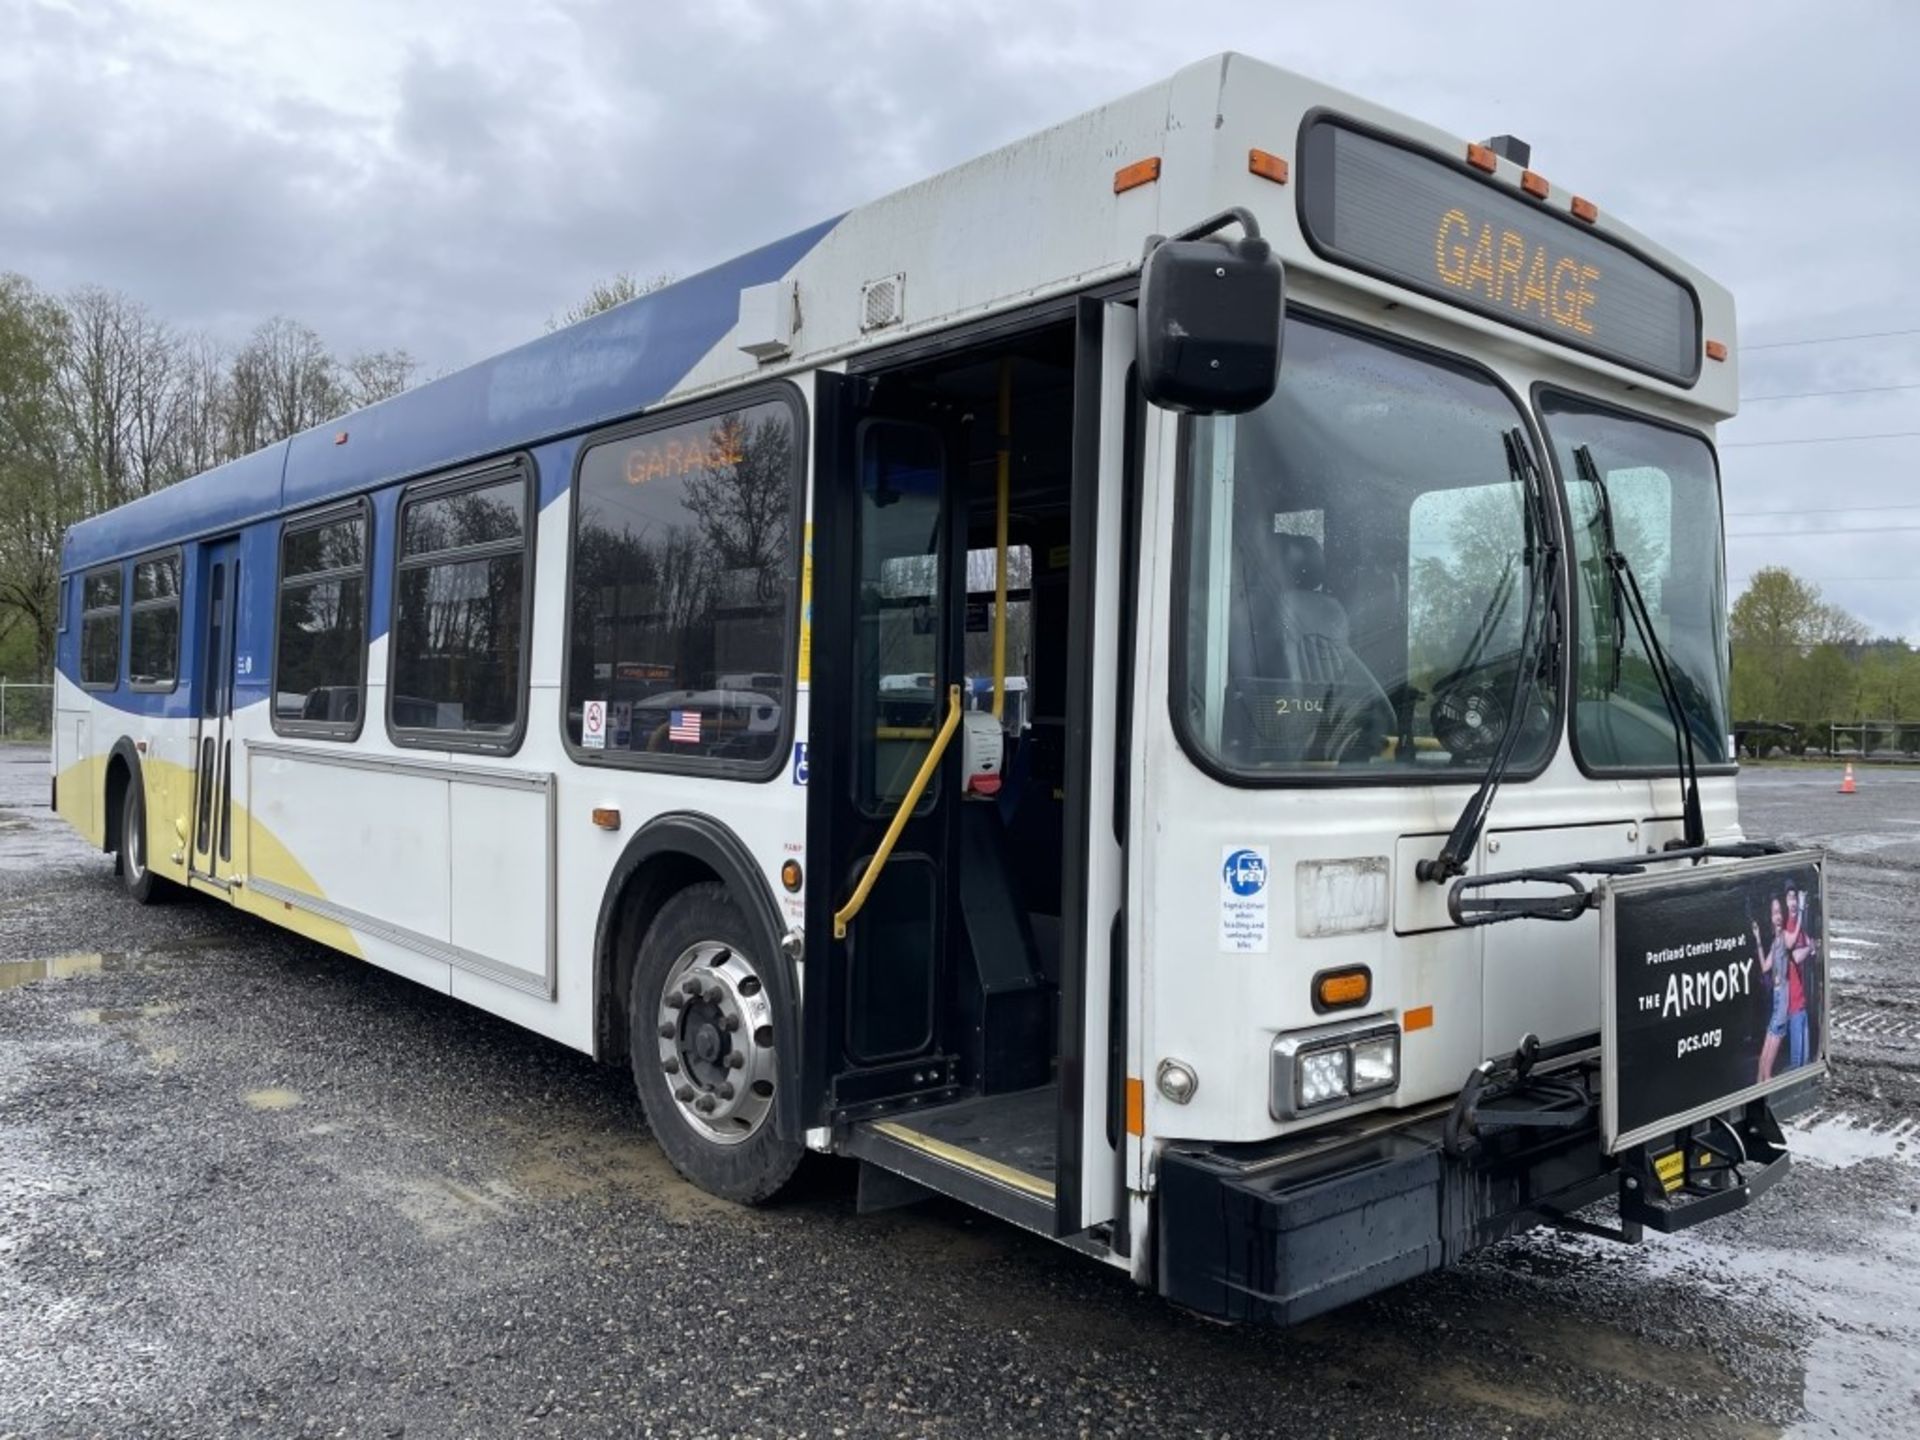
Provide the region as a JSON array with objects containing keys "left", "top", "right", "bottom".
[{"left": 1137, "top": 231, "right": 1284, "bottom": 415}]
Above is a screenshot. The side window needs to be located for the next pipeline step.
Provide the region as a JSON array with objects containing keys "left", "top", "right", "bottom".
[
  {"left": 566, "top": 395, "right": 803, "bottom": 773},
  {"left": 80, "top": 566, "right": 123, "bottom": 688},
  {"left": 391, "top": 467, "right": 531, "bottom": 748},
  {"left": 128, "top": 552, "right": 182, "bottom": 690},
  {"left": 275, "top": 506, "right": 370, "bottom": 737}
]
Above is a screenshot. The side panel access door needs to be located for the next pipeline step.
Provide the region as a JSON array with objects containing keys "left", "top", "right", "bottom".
[
  {"left": 1055, "top": 299, "right": 1136, "bottom": 1236},
  {"left": 803, "top": 374, "right": 967, "bottom": 1121}
]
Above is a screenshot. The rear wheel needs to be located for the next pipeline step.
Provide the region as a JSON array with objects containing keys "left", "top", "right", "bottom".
[
  {"left": 628, "top": 882, "right": 801, "bottom": 1203},
  {"left": 116, "top": 777, "right": 170, "bottom": 905}
]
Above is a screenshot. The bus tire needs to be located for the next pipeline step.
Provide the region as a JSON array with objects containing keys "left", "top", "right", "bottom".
[
  {"left": 116, "top": 776, "right": 171, "bottom": 906},
  {"left": 628, "top": 881, "right": 802, "bottom": 1204}
]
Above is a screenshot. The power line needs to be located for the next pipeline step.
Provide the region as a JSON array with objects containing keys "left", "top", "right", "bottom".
[
  {"left": 1727, "top": 501, "right": 1920, "bottom": 517},
  {"left": 1742, "top": 326, "right": 1920, "bottom": 352},
  {"left": 1728, "top": 523, "right": 1920, "bottom": 538},
  {"left": 1741, "top": 381, "right": 1920, "bottom": 402},
  {"left": 1721, "top": 430, "right": 1920, "bottom": 448}
]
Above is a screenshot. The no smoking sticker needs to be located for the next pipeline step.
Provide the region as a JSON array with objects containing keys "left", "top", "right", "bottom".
[{"left": 582, "top": 699, "right": 607, "bottom": 750}]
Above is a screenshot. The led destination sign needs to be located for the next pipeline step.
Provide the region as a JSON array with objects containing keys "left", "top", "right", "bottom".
[{"left": 1299, "top": 119, "right": 1702, "bottom": 384}]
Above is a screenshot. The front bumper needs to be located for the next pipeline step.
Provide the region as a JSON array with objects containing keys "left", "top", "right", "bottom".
[{"left": 1155, "top": 1058, "right": 1819, "bottom": 1326}]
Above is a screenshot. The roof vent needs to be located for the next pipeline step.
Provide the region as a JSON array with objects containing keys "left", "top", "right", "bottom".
[
  {"left": 1481, "top": 135, "right": 1531, "bottom": 168},
  {"left": 861, "top": 273, "right": 905, "bottom": 332}
]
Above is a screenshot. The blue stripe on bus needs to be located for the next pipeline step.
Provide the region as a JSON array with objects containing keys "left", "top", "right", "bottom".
[
  {"left": 57, "top": 215, "right": 841, "bottom": 717},
  {"left": 63, "top": 214, "right": 840, "bottom": 574}
]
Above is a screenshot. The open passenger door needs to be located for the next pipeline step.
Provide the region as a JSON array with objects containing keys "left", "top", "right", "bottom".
[{"left": 802, "top": 300, "right": 1137, "bottom": 1244}]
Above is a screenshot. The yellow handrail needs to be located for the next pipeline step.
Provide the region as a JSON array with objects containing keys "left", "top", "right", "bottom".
[
  {"left": 834, "top": 684, "right": 963, "bottom": 939},
  {"left": 992, "top": 358, "right": 1012, "bottom": 721}
]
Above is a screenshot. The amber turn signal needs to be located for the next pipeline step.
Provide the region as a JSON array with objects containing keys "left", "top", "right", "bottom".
[
  {"left": 590, "top": 807, "right": 621, "bottom": 831},
  {"left": 1705, "top": 339, "right": 1728, "bottom": 362},
  {"left": 1313, "top": 966, "right": 1372, "bottom": 1013},
  {"left": 1248, "top": 148, "right": 1289, "bottom": 185},
  {"left": 1113, "top": 156, "right": 1161, "bottom": 194}
]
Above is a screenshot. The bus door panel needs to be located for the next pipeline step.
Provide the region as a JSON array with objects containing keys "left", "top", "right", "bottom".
[
  {"left": 190, "top": 537, "right": 240, "bottom": 884},
  {"left": 1053, "top": 299, "right": 1134, "bottom": 1236},
  {"left": 803, "top": 375, "right": 967, "bottom": 1121}
]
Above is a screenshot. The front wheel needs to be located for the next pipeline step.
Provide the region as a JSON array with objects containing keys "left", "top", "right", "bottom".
[
  {"left": 116, "top": 777, "right": 171, "bottom": 906},
  {"left": 628, "top": 883, "right": 802, "bottom": 1203}
]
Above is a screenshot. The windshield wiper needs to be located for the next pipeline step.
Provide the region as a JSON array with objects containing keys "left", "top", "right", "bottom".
[
  {"left": 1418, "top": 429, "right": 1560, "bottom": 884},
  {"left": 1574, "top": 444, "right": 1705, "bottom": 849}
]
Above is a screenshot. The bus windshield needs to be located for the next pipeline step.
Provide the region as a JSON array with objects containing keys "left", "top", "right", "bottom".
[
  {"left": 1175, "top": 315, "right": 1557, "bottom": 781},
  {"left": 1539, "top": 392, "right": 1730, "bottom": 773}
]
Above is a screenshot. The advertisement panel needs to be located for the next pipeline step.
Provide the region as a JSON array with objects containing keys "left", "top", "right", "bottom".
[{"left": 1601, "top": 851, "right": 1827, "bottom": 1152}]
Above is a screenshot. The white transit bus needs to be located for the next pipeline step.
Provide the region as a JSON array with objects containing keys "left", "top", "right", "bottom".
[{"left": 52, "top": 54, "right": 1828, "bottom": 1323}]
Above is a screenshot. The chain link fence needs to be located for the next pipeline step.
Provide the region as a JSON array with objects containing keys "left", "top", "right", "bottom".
[{"left": 0, "top": 680, "right": 53, "bottom": 742}]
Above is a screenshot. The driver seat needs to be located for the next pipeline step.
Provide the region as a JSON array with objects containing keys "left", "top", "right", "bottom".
[
  {"left": 1269, "top": 534, "right": 1354, "bottom": 682},
  {"left": 1226, "top": 533, "right": 1385, "bottom": 763}
]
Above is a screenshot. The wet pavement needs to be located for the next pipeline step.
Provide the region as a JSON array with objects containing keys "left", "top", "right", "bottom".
[{"left": 1, "top": 740, "right": 1915, "bottom": 1438}]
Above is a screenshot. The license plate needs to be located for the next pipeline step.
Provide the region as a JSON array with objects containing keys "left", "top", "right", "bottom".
[{"left": 1600, "top": 850, "right": 1828, "bottom": 1153}]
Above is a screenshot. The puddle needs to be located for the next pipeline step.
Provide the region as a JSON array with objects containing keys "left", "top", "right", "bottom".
[
  {"left": 1789, "top": 1111, "right": 1916, "bottom": 1169},
  {"left": 391, "top": 1175, "right": 516, "bottom": 1241},
  {"left": 0, "top": 952, "right": 108, "bottom": 989},
  {"left": 72, "top": 1002, "right": 179, "bottom": 1026},
  {"left": 242, "top": 1087, "right": 303, "bottom": 1112},
  {"left": 0, "top": 939, "right": 225, "bottom": 992}
]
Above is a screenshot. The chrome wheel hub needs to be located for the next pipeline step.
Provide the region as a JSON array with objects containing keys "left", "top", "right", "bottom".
[{"left": 656, "top": 941, "right": 776, "bottom": 1144}]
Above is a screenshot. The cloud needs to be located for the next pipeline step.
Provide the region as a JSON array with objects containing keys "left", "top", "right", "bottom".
[{"left": 4, "top": 0, "right": 1917, "bottom": 632}]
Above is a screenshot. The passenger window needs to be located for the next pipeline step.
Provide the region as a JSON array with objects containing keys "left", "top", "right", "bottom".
[
  {"left": 392, "top": 470, "right": 530, "bottom": 746},
  {"left": 80, "top": 566, "right": 123, "bottom": 688},
  {"left": 566, "top": 397, "right": 803, "bottom": 772},
  {"left": 128, "top": 553, "right": 182, "bottom": 690},
  {"left": 275, "top": 508, "right": 369, "bottom": 736}
]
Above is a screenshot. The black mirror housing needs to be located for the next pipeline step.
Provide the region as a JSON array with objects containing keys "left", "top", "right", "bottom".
[{"left": 1137, "top": 234, "right": 1284, "bottom": 415}]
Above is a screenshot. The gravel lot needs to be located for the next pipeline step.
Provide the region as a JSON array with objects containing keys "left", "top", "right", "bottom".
[{"left": 2, "top": 742, "right": 1915, "bottom": 1438}]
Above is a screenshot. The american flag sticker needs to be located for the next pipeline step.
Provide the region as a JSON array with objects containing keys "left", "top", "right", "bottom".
[{"left": 668, "top": 710, "right": 702, "bottom": 744}]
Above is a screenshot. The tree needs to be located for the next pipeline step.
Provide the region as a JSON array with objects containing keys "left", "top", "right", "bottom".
[
  {"left": 0, "top": 274, "right": 80, "bottom": 675},
  {"left": 343, "top": 348, "right": 417, "bottom": 409},
  {"left": 547, "top": 271, "right": 675, "bottom": 331},
  {"left": 1729, "top": 567, "right": 1832, "bottom": 721},
  {"left": 229, "top": 317, "right": 343, "bottom": 452}
]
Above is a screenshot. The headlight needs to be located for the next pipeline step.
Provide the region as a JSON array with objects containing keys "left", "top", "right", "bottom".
[
  {"left": 1298, "top": 1048, "right": 1350, "bottom": 1106},
  {"left": 1271, "top": 1022, "right": 1400, "bottom": 1120},
  {"left": 1350, "top": 1034, "right": 1399, "bottom": 1094}
]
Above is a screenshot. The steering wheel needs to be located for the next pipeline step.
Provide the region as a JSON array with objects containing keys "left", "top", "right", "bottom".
[{"left": 1312, "top": 660, "right": 1398, "bottom": 764}]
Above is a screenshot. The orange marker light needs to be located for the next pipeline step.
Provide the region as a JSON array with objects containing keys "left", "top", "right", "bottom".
[
  {"left": 590, "top": 806, "right": 622, "bottom": 831},
  {"left": 1521, "top": 170, "right": 1550, "bottom": 199},
  {"left": 1314, "top": 967, "right": 1372, "bottom": 1012},
  {"left": 1466, "top": 143, "right": 1498, "bottom": 174},
  {"left": 1570, "top": 195, "right": 1599, "bottom": 223},
  {"left": 1403, "top": 1005, "right": 1435, "bottom": 1032},
  {"left": 1125, "top": 1077, "right": 1145, "bottom": 1136},
  {"left": 780, "top": 859, "right": 803, "bottom": 892},
  {"left": 1113, "top": 156, "right": 1162, "bottom": 194},
  {"left": 1705, "top": 340, "right": 1729, "bottom": 362},
  {"left": 1248, "top": 148, "right": 1289, "bottom": 185}
]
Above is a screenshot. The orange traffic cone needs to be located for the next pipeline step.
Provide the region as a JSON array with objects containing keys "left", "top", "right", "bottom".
[{"left": 1840, "top": 762, "right": 1857, "bottom": 795}]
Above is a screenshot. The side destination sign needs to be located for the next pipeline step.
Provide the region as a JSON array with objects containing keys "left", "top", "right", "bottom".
[{"left": 1299, "top": 118, "right": 1703, "bottom": 385}]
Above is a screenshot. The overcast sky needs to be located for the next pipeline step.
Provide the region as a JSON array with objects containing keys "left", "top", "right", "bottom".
[{"left": 5, "top": 1, "right": 1917, "bottom": 634}]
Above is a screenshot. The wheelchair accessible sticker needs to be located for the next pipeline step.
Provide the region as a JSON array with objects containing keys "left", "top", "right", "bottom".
[{"left": 1220, "top": 845, "right": 1270, "bottom": 954}]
